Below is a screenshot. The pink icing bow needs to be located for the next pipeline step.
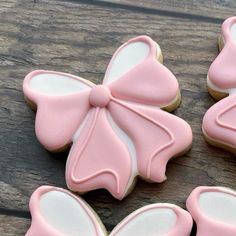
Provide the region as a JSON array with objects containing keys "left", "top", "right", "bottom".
[
  {"left": 23, "top": 36, "right": 192, "bottom": 200},
  {"left": 203, "top": 17, "right": 236, "bottom": 152}
]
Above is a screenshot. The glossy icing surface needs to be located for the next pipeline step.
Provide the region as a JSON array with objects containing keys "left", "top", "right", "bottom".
[
  {"left": 199, "top": 192, "right": 236, "bottom": 224},
  {"left": 110, "top": 203, "right": 193, "bottom": 236},
  {"left": 40, "top": 191, "right": 97, "bottom": 236},
  {"left": 208, "top": 17, "right": 236, "bottom": 90},
  {"left": 106, "top": 111, "right": 137, "bottom": 192},
  {"left": 203, "top": 17, "right": 236, "bottom": 151},
  {"left": 23, "top": 35, "right": 192, "bottom": 199},
  {"left": 26, "top": 186, "right": 193, "bottom": 236},
  {"left": 30, "top": 73, "right": 91, "bottom": 95},
  {"left": 230, "top": 23, "right": 236, "bottom": 41},
  {"left": 187, "top": 186, "right": 236, "bottom": 236},
  {"left": 104, "top": 41, "right": 150, "bottom": 83},
  {"left": 111, "top": 208, "right": 177, "bottom": 236},
  {"left": 26, "top": 186, "right": 106, "bottom": 236}
]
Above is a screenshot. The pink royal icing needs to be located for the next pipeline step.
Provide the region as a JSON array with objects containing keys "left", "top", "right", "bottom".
[
  {"left": 23, "top": 36, "right": 192, "bottom": 200},
  {"left": 203, "top": 17, "right": 236, "bottom": 151},
  {"left": 208, "top": 17, "right": 236, "bottom": 90},
  {"left": 26, "top": 186, "right": 193, "bottom": 236},
  {"left": 187, "top": 186, "right": 236, "bottom": 236}
]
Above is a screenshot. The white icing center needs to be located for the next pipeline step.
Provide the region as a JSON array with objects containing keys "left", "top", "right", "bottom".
[
  {"left": 113, "top": 208, "right": 176, "bottom": 236},
  {"left": 29, "top": 73, "right": 91, "bottom": 95},
  {"left": 104, "top": 42, "right": 150, "bottom": 84},
  {"left": 231, "top": 23, "right": 236, "bottom": 41},
  {"left": 199, "top": 191, "right": 236, "bottom": 225},
  {"left": 40, "top": 191, "right": 97, "bottom": 236}
]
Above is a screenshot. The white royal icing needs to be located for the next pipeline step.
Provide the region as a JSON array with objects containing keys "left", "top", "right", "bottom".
[
  {"left": 40, "top": 190, "right": 97, "bottom": 236},
  {"left": 207, "top": 23, "right": 236, "bottom": 95},
  {"left": 29, "top": 73, "right": 91, "bottom": 96},
  {"left": 72, "top": 109, "right": 94, "bottom": 143},
  {"left": 104, "top": 41, "right": 150, "bottom": 84},
  {"left": 199, "top": 191, "right": 236, "bottom": 225},
  {"left": 111, "top": 206, "right": 177, "bottom": 236},
  {"left": 230, "top": 23, "right": 236, "bottom": 41}
]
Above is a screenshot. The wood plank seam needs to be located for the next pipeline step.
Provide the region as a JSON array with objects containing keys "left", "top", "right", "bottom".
[
  {"left": 0, "top": 208, "right": 30, "bottom": 219},
  {"left": 67, "top": 0, "right": 224, "bottom": 24}
]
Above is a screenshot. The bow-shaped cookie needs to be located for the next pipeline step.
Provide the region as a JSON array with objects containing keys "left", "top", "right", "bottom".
[
  {"left": 23, "top": 36, "right": 192, "bottom": 200},
  {"left": 187, "top": 186, "right": 236, "bottom": 236},
  {"left": 203, "top": 17, "right": 236, "bottom": 153},
  {"left": 26, "top": 186, "right": 193, "bottom": 236}
]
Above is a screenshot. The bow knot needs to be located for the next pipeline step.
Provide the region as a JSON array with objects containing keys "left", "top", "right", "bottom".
[{"left": 89, "top": 85, "right": 111, "bottom": 108}]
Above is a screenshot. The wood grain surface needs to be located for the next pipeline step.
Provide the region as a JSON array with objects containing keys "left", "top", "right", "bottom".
[
  {"left": 0, "top": 0, "right": 235, "bottom": 235},
  {"left": 101, "top": 0, "right": 236, "bottom": 19}
]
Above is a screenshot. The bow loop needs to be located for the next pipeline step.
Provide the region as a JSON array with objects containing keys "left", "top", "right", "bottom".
[
  {"left": 26, "top": 186, "right": 193, "bottom": 236},
  {"left": 66, "top": 108, "right": 133, "bottom": 200},
  {"left": 23, "top": 70, "right": 93, "bottom": 151},
  {"left": 103, "top": 36, "right": 179, "bottom": 107},
  {"left": 108, "top": 58, "right": 178, "bottom": 106}
]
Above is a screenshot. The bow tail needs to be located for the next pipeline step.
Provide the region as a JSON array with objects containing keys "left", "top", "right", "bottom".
[
  {"left": 109, "top": 100, "right": 192, "bottom": 183},
  {"left": 66, "top": 108, "right": 133, "bottom": 200}
]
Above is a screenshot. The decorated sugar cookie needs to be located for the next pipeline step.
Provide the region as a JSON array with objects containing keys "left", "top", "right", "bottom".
[
  {"left": 26, "top": 186, "right": 193, "bottom": 236},
  {"left": 187, "top": 186, "right": 236, "bottom": 236},
  {"left": 203, "top": 17, "right": 236, "bottom": 153},
  {"left": 23, "top": 36, "right": 192, "bottom": 200}
]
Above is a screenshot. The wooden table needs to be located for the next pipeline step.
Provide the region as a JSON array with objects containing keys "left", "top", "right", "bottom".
[{"left": 1, "top": 0, "right": 236, "bottom": 235}]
